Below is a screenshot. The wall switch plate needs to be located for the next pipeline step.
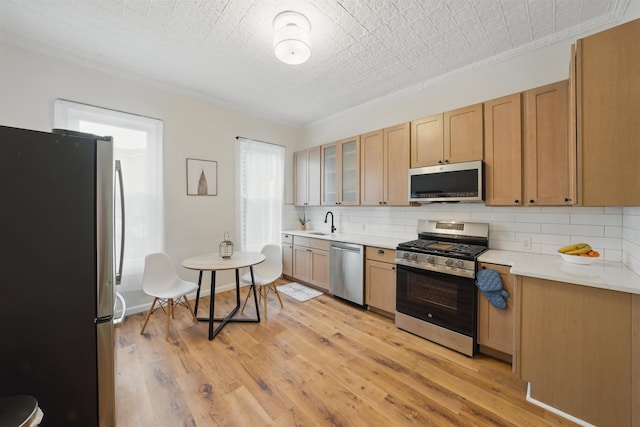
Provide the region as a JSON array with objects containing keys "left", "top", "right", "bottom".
[{"left": 522, "top": 237, "right": 532, "bottom": 250}]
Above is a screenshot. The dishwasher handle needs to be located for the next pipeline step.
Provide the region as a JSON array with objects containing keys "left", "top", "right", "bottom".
[{"left": 330, "top": 243, "right": 362, "bottom": 253}]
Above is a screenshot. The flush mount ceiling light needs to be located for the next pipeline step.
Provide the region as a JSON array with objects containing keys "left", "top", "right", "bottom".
[{"left": 273, "top": 11, "right": 311, "bottom": 65}]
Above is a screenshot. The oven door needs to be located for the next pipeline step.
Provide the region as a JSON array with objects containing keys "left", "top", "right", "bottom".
[{"left": 396, "top": 264, "right": 476, "bottom": 337}]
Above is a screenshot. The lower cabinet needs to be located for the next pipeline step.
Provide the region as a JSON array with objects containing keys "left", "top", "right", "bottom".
[
  {"left": 517, "top": 276, "right": 639, "bottom": 427},
  {"left": 477, "top": 262, "right": 516, "bottom": 362},
  {"left": 282, "top": 233, "right": 293, "bottom": 277},
  {"left": 365, "top": 246, "right": 396, "bottom": 317},
  {"left": 292, "top": 236, "right": 329, "bottom": 292}
]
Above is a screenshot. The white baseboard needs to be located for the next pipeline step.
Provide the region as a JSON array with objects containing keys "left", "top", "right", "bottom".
[
  {"left": 525, "top": 383, "right": 596, "bottom": 427},
  {"left": 121, "top": 282, "right": 240, "bottom": 316}
]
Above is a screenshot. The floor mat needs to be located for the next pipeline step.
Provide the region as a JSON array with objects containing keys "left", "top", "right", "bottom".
[{"left": 277, "top": 282, "right": 324, "bottom": 302}]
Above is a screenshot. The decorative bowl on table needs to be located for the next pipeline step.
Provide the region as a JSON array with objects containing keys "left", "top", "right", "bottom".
[
  {"left": 557, "top": 243, "right": 599, "bottom": 265},
  {"left": 559, "top": 252, "right": 597, "bottom": 265}
]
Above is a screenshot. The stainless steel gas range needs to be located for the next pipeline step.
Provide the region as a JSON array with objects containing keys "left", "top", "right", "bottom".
[{"left": 395, "top": 220, "right": 489, "bottom": 357}]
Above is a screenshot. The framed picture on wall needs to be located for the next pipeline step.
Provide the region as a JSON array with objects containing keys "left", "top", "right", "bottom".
[{"left": 186, "top": 158, "right": 217, "bottom": 196}]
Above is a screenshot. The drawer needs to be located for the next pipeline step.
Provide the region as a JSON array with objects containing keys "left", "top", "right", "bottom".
[
  {"left": 478, "top": 262, "right": 510, "bottom": 275},
  {"left": 293, "top": 235, "right": 311, "bottom": 247},
  {"left": 366, "top": 246, "right": 396, "bottom": 264},
  {"left": 293, "top": 235, "right": 330, "bottom": 251},
  {"left": 282, "top": 233, "right": 293, "bottom": 244},
  {"left": 310, "top": 238, "right": 330, "bottom": 251}
]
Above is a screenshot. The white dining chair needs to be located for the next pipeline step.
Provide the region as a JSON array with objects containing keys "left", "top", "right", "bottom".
[
  {"left": 139, "top": 252, "right": 198, "bottom": 341},
  {"left": 240, "top": 244, "right": 284, "bottom": 319}
]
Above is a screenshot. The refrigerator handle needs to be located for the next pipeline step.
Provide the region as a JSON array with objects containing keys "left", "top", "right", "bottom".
[{"left": 115, "top": 160, "right": 125, "bottom": 285}]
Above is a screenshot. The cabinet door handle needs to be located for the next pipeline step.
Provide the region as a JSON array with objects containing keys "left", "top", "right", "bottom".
[
  {"left": 438, "top": 160, "right": 443, "bottom": 164},
  {"left": 529, "top": 199, "right": 535, "bottom": 204},
  {"left": 377, "top": 249, "right": 384, "bottom": 254},
  {"left": 514, "top": 200, "right": 519, "bottom": 204},
  {"left": 565, "top": 198, "right": 572, "bottom": 202}
]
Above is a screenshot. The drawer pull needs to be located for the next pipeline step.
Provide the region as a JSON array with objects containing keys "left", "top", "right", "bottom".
[{"left": 377, "top": 249, "right": 384, "bottom": 255}]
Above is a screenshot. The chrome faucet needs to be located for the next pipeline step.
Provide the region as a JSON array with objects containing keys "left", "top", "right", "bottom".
[{"left": 324, "top": 211, "right": 336, "bottom": 233}]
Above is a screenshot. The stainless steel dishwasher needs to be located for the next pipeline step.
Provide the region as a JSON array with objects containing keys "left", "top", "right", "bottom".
[{"left": 329, "top": 242, "right": 364, "bottom": 306}]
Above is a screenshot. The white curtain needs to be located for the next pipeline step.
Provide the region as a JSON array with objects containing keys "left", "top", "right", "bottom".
[
  {"left": 236, "top": 138, "right": 284, "bottom": 252},
  {"left": 54, "top": 99, "right": 164, "bottom": 294}
]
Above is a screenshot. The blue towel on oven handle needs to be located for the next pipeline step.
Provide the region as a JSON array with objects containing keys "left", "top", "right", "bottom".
[{"left": 476, "top": 268, "right": 509, "bottom": 310}]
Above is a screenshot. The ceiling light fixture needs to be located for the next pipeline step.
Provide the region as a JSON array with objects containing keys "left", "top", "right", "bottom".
[{"left": 273, "top": 11, "right": 311, "bottom": 65}]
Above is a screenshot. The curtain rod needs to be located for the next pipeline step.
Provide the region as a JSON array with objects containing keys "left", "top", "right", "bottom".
[{"left": 235, "top": 136, "right": 285, "bottom": 148}]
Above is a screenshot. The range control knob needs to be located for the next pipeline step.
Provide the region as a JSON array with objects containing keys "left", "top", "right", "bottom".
[
  {"left": 426, "top": 256, "right": 435, "bottom": 263},
  {"left": 456, "top": 260, "right": 464, "bottom": 268},
  {"left": 403, "top": 253, "right": 410, "bottom": 259},
  {"left": 445, "top": 258, "right": 453, "bottom": 266},
  {"left": 410, "top": 254, "right": 418, "bottom": 261}
]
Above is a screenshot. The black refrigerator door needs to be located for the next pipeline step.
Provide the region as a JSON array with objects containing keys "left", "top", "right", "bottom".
[{"left": 0, "top": 126, "right": 104, "bottom": 426}]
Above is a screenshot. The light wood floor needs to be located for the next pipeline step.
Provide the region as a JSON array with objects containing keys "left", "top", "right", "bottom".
[{"left": 115, "top": 280, "right": 577, "bottom": 427}]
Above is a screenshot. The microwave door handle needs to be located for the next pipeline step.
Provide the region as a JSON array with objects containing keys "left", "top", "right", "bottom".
[{"left": 115, "top": 160, "right": 125, "bottom": 285}]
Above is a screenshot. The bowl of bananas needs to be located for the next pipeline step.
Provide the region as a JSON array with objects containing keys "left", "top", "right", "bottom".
[{"left": 557, "top": 243, "right": 600, "bottom": 265}]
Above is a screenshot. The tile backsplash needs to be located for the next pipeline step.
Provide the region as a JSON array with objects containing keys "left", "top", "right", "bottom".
[{"left": 285, "top": 204, "right": 640, "bottom": 276}]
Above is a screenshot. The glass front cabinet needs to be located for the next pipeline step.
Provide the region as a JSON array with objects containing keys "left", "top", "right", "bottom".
[{"left": 321, "top": 136, "right": 360, "bottom": 205}]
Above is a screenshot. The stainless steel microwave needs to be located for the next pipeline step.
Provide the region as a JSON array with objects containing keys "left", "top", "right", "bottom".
[{"left": 409, "top": 160, "right": 483, "bottom": 203}]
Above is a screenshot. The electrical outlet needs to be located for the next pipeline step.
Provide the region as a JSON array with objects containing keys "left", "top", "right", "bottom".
[{"left": 522, "top": 237, "right": 532, "bottom": 250}]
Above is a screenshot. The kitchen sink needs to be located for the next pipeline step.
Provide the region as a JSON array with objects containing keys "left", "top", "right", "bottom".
[{"left": 307, "top": 231, "right": 329, "bottom": 235}]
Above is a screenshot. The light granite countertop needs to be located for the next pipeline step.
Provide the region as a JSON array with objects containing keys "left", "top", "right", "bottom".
[
  {"left": 478, "top": 249, "right": 640, "bottom": 295},
  {"left": 283, "top": 231, "right": 640, "bottom": 295},
  {"left": 282, "top": 230, "right": 403, "bottom": 250}
]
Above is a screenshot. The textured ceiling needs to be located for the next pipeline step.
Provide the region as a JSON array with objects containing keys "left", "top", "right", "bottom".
[{"left": 0, "top": 0, "right": 631, "bottom": 126}]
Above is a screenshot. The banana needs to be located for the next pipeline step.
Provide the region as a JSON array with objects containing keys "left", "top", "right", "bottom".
[
  {"left": 565, "top": 244, "right": 592, "bottom": 255},
  {"left": 558, "top": 243, "right": 589, "bottom": 254}
]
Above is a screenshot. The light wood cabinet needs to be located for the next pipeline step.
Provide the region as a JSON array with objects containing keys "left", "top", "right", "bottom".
[
  {"left": 485, "top": 81, "right": 574, "bottom": 206},
  {"left": 321, "top": 136, "right": 360, "bottom": 206},
  {"left": 523, "top": 80, "right": 574, "bottom": 206},
  {"left": 360, "top": 129, "right": 384, "bottom": 205},
  {"left": 365, "top": 246, "right": 396, "bottom": 317},
  {"left": 576, "top": 18, "right": 640, "bottom": 206},
  {"left": 444, "top": 104, "right": 484, "bottom": 164},
  {"left": 484, "top": 93, "right": 523, "bottom": 206},
  {"left": 282, "top": 233, "right": 293, "bottom": 277},
  {"left": 517, "top": 276, "right": 637, "bottom": 427},
  {"left": 293, "top": 147, "right": 321, "bottom": 206},
  {"left": 410, "top": 113, "right": 443, "bottom": 167},
  {"left": 360, "top": 123, "right": 410, "bottom": 206},
  {"left": 477, "top": 263, "right": 515, "bottom": 362},
  {"left": 292, "top": 236, "right": 330, "bottom": 291},
  {"left": 410, "top": 104, "right": 483, "bottom": 168}
]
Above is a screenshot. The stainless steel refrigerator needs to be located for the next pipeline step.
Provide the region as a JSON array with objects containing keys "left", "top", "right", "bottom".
[{"left": 0, "top": 125, "right": 122, "bottom": 426}]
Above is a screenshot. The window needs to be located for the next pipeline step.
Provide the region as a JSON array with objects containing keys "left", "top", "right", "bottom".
[
  {"left": 236, "top": 138, "right": 284, "bottom": 252},
  {"left": 54, "top": 99, "right": 164, "bottom": 295}
]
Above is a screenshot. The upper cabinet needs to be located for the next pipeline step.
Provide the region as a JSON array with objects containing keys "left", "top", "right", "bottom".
[
  {"left": 410, "top": 113, "right": 442, "bottom": 167},
  {"left": 360, "top": 123, "right": 410, "bottom": 206},
  {"left": 523, "top": 80, "right": 574, "bottom": 206},
  {"left": 485, "top": 81, "right": 574, "bottom": 206},
  {"left": 444, "top": 104, "right": 484, "bottom": 164},
  {"left": 322, "top": 136, "right": 360, "bottom": 206},
  {"left": 293, "top": 147, "right": 321, "bottom": 206},
  {"left": 410, "top": 103, "right": 483, "bottom": 168},
  {"left": 576, "top": 18, "right": 640, "bottom": 206},
  {"left": 484, "top": 93, "right": 523, "bottom": 206}
]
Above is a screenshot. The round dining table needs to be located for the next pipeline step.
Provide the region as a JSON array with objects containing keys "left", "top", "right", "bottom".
[{"left": 182, "top": 251, "right": 265, "bottom": 340}]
